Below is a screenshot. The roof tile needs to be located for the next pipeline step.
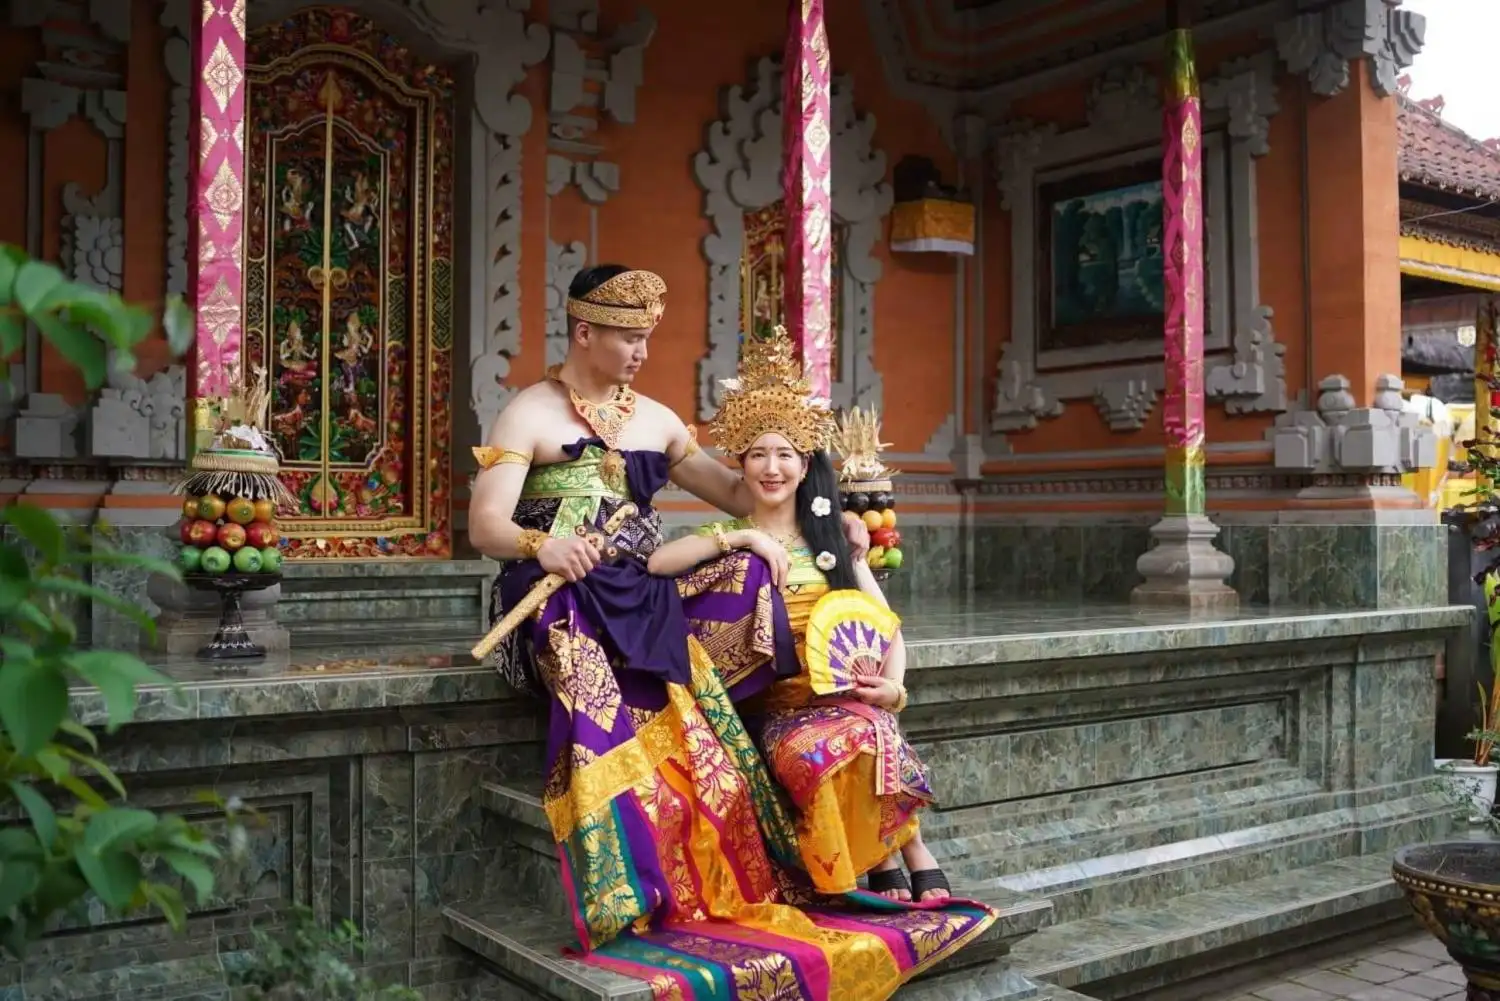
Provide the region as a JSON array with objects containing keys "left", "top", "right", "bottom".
[{"left": 1399, "top": 96, "right": 1500, "bottom": 204}]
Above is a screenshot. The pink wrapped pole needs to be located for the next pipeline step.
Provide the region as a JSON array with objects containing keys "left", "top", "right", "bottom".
[
  {"left": 1161, "top": 28, "right": 1205, "bottom": 517},
  {"left": 188, "top": 0, "right": 247, "bottom": 415},
  {"left": 781, "top": 0, "right": 834, "bottom": 401}
]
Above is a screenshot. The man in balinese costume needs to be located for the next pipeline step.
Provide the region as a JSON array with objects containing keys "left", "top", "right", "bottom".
[{"left": 468, "top": 266, "right": 994, "bottom": 999}]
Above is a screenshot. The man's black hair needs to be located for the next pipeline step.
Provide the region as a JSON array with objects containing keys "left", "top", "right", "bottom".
[{"left": 568, "top": 264, "right": 632, "bottom": 304}]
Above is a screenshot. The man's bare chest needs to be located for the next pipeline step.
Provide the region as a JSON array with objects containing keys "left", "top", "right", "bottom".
[{"left": 529, "top": 401, "right": 675, "bottom": 465}]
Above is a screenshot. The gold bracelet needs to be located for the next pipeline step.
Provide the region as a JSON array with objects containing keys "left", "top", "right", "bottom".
[
  {"left": 517, "top": 529, "right": 548, "bottom": 560},
  {"left": 711, "top": 524, "right": 732, "bottom": 555},
  {"left": 891, "top": 684, "right": 909, "bottom": 714}
]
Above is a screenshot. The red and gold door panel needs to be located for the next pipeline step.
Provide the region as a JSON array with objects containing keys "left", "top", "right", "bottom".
[{"left": 244, "top": 9, "right": 453, "bottom": 559}]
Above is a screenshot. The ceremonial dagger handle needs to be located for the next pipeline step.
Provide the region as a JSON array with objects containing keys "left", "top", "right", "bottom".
[{"left": 472, "top": 503, "right": 638, "bottom": 661}]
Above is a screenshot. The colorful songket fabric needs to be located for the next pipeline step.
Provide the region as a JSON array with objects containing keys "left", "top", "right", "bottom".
[{"left": 487, "top": 441, "right": 996, "bottom": 1001}]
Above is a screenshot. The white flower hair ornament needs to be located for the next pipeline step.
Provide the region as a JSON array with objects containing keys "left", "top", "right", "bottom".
[
  {"left": 815, "top": 551, "right": 838, "bottom": 572},
  {"left": 811, "top": 496, "right": 832, "bottom": 517}
]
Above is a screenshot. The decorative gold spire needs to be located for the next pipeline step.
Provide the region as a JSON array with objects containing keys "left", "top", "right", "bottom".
[
  {"left": 834, "top": 406, "right": 898, "bottom": 488},
  {"left": 709, "top": 326, "right": 836, "bottom": 456}
]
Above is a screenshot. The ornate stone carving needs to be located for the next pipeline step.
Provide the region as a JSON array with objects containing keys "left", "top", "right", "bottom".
[
  {"left": 545, "top": 239, "right": 587, "bottom": 367},
  {"left": 1267, "top": 374, "right": 1435, "bottom": 474},
  {"left": 15, "top": 395, "right": 80, "bottom": 459},
  {"left": 990, "top": 359, "right": 1062, "bottom": 433},
  {"left": 90, "top": 361, "right": 188, "bottom": 461},
  {"left": 988, "top": 55, "right": 1287, "bottom": 436},
  {"left": 1274, "top": 0, "right": 1426, "bottom": 98},
  {"left": 1093, "top": 377, "right": 1158, "bottom": 433},
  {"left": 693, "top": 56, "right": 894, "bottom": 420}
]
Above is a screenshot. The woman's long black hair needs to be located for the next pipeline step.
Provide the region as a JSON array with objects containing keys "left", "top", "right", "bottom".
[{"left": 795, "top": 450, "right": 859, "bottom": 591}]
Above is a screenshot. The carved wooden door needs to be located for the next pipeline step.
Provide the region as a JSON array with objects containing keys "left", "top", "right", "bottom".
[{"left": 243, "top": 9, "right": 453, "bottom": 559}]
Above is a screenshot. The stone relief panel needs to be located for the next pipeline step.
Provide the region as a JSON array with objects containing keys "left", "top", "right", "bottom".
[
  {"left": 990, "top": 53, "right": 1287, "bottom": 436},
  {"left": 693, "top": 56, "right": 894, "bottom": 420},
  {"left": 545, "top": 239, "right": 587, "bottom": 367}
]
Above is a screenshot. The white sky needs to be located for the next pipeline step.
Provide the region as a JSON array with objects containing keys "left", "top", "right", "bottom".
[{"left": 1402, "top": 0, "right": 1500, "bottom": 141}]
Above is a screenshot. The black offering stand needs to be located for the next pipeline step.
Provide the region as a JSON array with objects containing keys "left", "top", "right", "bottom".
[{"left": 184, "top": 572, "right": 282, "bottom": 661}]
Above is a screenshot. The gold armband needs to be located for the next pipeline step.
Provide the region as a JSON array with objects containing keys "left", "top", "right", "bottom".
[
  {"left": 711, "top": 524, "right": 732, "bottom": 555},
  {"left": 516, "top": 529, "right": 548, "bottom": 560},
  {"left": 670, "top": 425, "right": 702, "bottom": 469},
  {"left": 473, "top": 445, "right": 532, "bottom": 471}
]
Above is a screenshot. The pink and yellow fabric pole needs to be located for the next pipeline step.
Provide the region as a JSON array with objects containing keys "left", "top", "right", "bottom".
[
  {"left": 781, "top": 0, "right": 835, "bottom": 401},
  {"left": 1161, "top": 29, "right": 1206, "bottom": 517},
  {"left": 188, "top": 0, "right": 247, "bottom": 443}
]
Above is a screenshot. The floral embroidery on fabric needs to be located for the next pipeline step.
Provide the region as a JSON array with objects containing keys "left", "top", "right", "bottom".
[{"left": 546, "top": 620, "right": 623, "bottom": 736}]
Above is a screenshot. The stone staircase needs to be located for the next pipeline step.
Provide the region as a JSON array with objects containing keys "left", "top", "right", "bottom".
[{"left": 277, "top": 558, "right": 495, "bottom": 642}]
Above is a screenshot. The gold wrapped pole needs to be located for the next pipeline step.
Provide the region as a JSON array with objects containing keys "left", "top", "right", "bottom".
[{"left": 472, "top": 504, "right": 638, "bottom": 661}]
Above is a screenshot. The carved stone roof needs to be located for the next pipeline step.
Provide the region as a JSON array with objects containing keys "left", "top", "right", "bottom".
[{"left": 1399, "top": 96, "right": 1500, "bottom": 203}]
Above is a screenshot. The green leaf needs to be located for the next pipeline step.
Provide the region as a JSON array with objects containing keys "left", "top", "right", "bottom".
[
  {"left": 33, "top": 748, "right": 68, "bottom": 782},
  {"left": 38, "top": 576, "right": 153, "bottom": 633},
  {"left": 66, "top": 650, "right": 174, "bottom": 731},
  {"left": 56, "top": 719, "right": 98, "bottom": 752},
  {"left": 83, "top": 808, "right": 159, "bottom": 854},
  {"left": 12, "top": 260, "right": 64, "bottom": 315},
  {"left": 72, "top": 842, "right": 142, "bottom": 910},
  {"left": 0, "top": 314, "right": 21, "bottom": 359},
  {"left": 0, "top": 656, "right": 68, "bottom": 755},
  {"left": 28, "top": 864, "right": 87, "bottom": 925},
  {"left": 7, "top": 780, "right": 58, "bottom": 849},
  {"left": 71, "top": 547, "right": 180, "bottom": 580},
  {"left": 159, "top": 848, "right": 215, "bottom": 904},
  {"left": 2, "top": 503, "right": 64, "bottom": 564},
  {"left": 143, "top": 881, "right": 187, "bottom": 930},
  {"left": 56, "top": 746, "right": 126, "bottom": 800},
  {"left": 54, "top": 772, "right": 108, "bottom": 811},
  {"left": 163, "top": 294, "right": 194, "bottom": 358},
  {"left": 0, "top": 857, "right": 41, "bottom": 918},
  {"left": 0, "top": 543, "right": 30, "bottom": 615},
  {"left": 0, "top": 244, "right": 21, "bottom": 306},
  {"left": 32, "top": 311, "right": 106, "bottom": 390}
]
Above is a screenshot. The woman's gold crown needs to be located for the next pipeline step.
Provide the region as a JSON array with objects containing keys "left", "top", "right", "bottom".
[{"left": 710, "top": 326, "right": 837, "bottom": 456}]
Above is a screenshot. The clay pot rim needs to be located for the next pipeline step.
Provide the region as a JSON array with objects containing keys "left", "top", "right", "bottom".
[{"left": 1394, "top": 841, "right": 1500, "bottom": 900}]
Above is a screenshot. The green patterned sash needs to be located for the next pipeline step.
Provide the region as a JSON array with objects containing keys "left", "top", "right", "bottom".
[{"left": 522, "top": 445, "right": 630, "bottom": 538}]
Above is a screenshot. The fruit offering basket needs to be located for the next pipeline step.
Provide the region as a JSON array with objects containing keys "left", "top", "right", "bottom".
[
  {"left": 170, "top": 368, "right": 295, "bottom": 661},
  {"left": 833, "top": 407, "right": 903, "bottom": 581}
]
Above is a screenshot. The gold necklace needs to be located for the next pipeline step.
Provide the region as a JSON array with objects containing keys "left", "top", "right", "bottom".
[
  {"left": 547, "top": 365, "right": 637, "bottom": 448},
  {"left": 750, "top": 518, "right": 804, "bottom": 550}
]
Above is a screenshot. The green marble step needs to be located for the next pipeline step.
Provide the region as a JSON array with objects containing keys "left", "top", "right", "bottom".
[
  {"left": 443, "top": 889, "right": 1052, "bottom": 1001},
  {"left": 1010, "top": 854, "right": 1404, "bottom": 991},
  {"left": 277, "top": 558, "right": 494, "bottom": 629},
  {"left": 919, "top": 761, "right": 1308, "bottom": 844}
]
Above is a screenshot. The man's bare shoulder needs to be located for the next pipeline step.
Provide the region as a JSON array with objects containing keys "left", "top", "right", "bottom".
[{"left": 631, "top": 391, "right": 688, "bottom": 427}]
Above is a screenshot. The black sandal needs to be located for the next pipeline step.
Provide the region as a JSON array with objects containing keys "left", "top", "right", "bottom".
[
  {"left": 909, "top": 868, "right": 951, "bottom": 902},
  {"left": 866, "top": 866, "right": 912, "bottom": 898}
]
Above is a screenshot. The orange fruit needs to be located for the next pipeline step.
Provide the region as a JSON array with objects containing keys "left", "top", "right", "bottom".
[
  {"left": 861, "top": 510, "right": 883, "bottom": 532},
  {"left": 881, "top": 509, "right": 897, "bottom": 529}
]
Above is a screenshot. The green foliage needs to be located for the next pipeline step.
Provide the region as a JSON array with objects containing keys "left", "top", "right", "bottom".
[
  {"left": 227, "top": 905, "right": 423, "bottom": 1001},
  {"left": 0, "top": 249, "right": 238, "bottom": 958}
]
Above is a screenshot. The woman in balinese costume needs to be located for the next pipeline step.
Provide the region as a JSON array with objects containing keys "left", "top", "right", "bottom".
[
  {"left": 648, "top": 328, "right": 952, "bottom": 905},
  {"left": 474, "top": 269, "right": 994, "bottom": 1000}
]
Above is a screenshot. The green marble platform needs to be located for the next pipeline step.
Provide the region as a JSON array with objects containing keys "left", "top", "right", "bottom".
[{"left": 3, "top": 598, "right": 1468, "bottom": 1001}]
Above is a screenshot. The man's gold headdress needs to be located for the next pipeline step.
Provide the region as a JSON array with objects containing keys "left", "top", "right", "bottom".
[
  {"left": 710, "top": 326, "right": 836, "bottom": 456},
  {"left": 566, "top": 270, "right": 667, "bottom": 330}
]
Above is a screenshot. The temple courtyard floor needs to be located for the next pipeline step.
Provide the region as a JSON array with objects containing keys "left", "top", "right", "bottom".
[{"left": 1193, "top": 924, "right": 1465, "bottom": 1001}]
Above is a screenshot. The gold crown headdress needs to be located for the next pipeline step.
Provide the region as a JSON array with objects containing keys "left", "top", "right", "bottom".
[
  {"left": 833, "top": 406, "right": 898, "bottom": 490},
  {"left": 565, "top": 270, "right": 667, "bottom": 330},
  {"left": 710, "top": 326, "right": 837, "bottom": 456}
]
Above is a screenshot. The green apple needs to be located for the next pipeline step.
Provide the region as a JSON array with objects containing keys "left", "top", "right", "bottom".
[
  {"left": 882, "top": 547, "right": 904, "bottom": 570},
  {"left": 232, "top": 546, "right": 263, "bottom": 573},
  {"left": 259, "top": 546, "right": 283, "bottom": 572},
  {"left": 179, "top": 545, "right": 203, "bottom": 572},
  {"left": 200, "top": 546, "right": 231, "bottom": 574}
]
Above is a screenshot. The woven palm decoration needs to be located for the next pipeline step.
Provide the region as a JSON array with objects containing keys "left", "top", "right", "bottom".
[
  {"left": 803, "top": 589, "right": 902, "bottom": 696},
  {"left": 174, "top": 366, "right": 297, "bottom": 509}
]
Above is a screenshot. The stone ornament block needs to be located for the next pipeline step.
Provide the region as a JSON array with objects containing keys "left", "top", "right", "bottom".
[
  {"left": 1266, "top": 374, "right": 1437, "bottom": 475},
  {"left": 15, "top": 393, "right": 80, "bottom": 459}
]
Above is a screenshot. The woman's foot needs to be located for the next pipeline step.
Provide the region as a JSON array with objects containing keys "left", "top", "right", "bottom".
[
  {"left": 867, "top": 856, "right": 912, "bottom": 901},
  {"left": 901, "top": 837, "right": 951, "bottom": 902}
]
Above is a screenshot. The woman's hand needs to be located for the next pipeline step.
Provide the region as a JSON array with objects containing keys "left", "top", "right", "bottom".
[
  {"left": 841, "top": 511, "right": 871, "bottom": 559},
  {"left": 852, "top": 674, "right": 902, "bottom": 711},
  {"left": 731, "top": 529, "right": 790, "bottom": 587}
]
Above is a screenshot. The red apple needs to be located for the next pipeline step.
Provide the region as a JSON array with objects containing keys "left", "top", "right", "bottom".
[
  {"left": 216, "top": 522, "right": 247, "bottom": 551},
  {"left": 226, "top": 496, "right": 256, "bottom": 525},
  {"left": 178, "top": 518, "right": 195, "bottom": 544},
  {"left": 871, "top": 527, "right": 894, "bottom": 550},
  {"left": 252, "top": 498, "right": 276, "bottom": 523},
  {"left": 186, "top": 519, "right": 219, "bottom": 547},
  {"left": 245, "top": 521, "right": 276, "bottom": 549},
  {"left": 196, "top": 494, "right": 226, "bottom": 522}
]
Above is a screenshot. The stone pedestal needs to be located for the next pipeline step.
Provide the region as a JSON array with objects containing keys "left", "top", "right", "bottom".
[
  {"left": 146, "top": 573, "right": 290, "bottom": 656},
  {"left": 1131, "top": 513, "right": 1240, "bottom": 610}
]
